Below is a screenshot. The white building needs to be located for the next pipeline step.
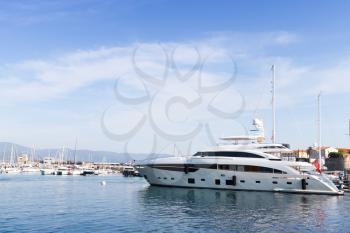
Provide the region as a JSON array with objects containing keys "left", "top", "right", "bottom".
[
  {"left": 292, "top": 150, "right": 308, "bottom": 158},
  {"left": 43, "top": 157, "right": 56, "bottom": 165},
  {"left": 17, "top": 154, "right": 29, "bottom": 164},
  {"left": 309, "top": 147, "right": 338, "bottom": 159}
]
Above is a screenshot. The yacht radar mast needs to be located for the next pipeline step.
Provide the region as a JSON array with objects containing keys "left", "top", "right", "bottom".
[{"left": 220, "top": 118, "right": 265, "bottom": 144}]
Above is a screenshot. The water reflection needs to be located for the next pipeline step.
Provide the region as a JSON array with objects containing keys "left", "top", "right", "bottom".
[{"left": 138, "top": 186, "right": 348, "bottom": 232}]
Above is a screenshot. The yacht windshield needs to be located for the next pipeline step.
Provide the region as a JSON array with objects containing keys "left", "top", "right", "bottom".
[
  {"left": 259, "top": 146, "right": 287, "bottom": 149},
  {"left": 193, "top": 151, "right": 264, "bottom": 158}
]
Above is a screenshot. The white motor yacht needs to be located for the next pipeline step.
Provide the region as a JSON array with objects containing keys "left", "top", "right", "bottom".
[
  {"left": 136, "top": 145, "right": 343, "bottom": 195},
  {"left": 56, "top": 167, "right": 70, "bottom": 175},
  {"left": 21, "top": 165, "right": 40, "bottom": 174},
  {"left": 136, "top": 120, "right": 343, "bottom": 195},
  {"left": 70, "top": 169, "right": 82, "bottom": 176}
]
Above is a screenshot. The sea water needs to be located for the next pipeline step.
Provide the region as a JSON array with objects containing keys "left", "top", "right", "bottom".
[{"left": 0, "top": 175, "right": 349, "bottom": 232}]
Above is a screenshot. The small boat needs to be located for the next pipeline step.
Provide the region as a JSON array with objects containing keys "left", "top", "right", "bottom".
[
  {"left": 95, "top": 169, "right": 114, "bottom": 176},
  {"left": 81, "top": 169, "right": 95, "bottom": 176},
  {"left": 122, "top": 166, "right": 141, "bottom": 177},
  {"left": 69, "top": 169, "right": 82, "bottom": 176},
  {"left": 323, "top": 171, "right": 345, "bottom": 189},
  {"left": 56, "top": 167, "right": 69, "bottom": 176},
  {"left": 4, "top": 167, "right": 22, "bottom": 174},
  {"left": 21, "top": 166, "right": 40, "bottom": 174},
  {"left": 40, "top": 168, "right": 56, "bottom": 175}
]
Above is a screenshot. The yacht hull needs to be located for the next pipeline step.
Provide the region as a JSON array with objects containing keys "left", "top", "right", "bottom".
[{"left": 137, "top": 165, "right": 344, "bottom": 195}]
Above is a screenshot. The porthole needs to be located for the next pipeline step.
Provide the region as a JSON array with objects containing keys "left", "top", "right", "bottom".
[{"left": 188, "top": 178, "right": 195, "bottom": 184}]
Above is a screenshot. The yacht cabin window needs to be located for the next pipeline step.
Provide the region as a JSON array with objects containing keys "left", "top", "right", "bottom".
[{"left": 193, "top": 151, "right": 264, "bottom": 158}]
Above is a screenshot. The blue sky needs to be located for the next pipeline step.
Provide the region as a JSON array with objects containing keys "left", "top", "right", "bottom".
[{"left": 0, "top": 0, "right": 350, "bottom": 154}]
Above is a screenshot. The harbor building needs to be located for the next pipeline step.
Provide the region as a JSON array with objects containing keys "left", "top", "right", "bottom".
[
  {"left": 280, "top": 149, "right": 309, "bottom": 161},
  {"left": 308, "top": 147, "right": 338, "bottom": 159},
  {"left": 308, "top": 146, "right": 338, "bottom": 165},
  {"left": 292, "top": 149, "right": 308, "bottom": 158},
  {"left": 325, "top": 148, "right": 350, "bottom": 171},
  {"left": 17, "top": 154, "right": 29, "bottom": 164},
  {"left": 93, "top": 162, "right": 121, "bottom": 171}
]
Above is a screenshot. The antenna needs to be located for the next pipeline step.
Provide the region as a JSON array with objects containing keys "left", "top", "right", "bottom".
[
  {"left": 271, "top": 65, "right": 276, "bottom": 143},
  {"left": 317, "top": 92, "right": 322, "bottom": 169}
]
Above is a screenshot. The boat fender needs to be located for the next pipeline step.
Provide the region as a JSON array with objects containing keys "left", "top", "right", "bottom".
[
  {"left": 232, "top": 176, "right": 236, "bottom": 186},
  {"left": 301, "top": 178, "right": 307, "bottom": 190}
]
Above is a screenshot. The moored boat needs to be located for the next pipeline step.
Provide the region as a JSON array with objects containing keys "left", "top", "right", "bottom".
[
  {"left": 122, "top": 166, "right": 141, "bottom": 177},
  {"left": 40, "top": 168, "right": 56, "bottom": 175},
  {"left": 136, "top": 146, "right": 343, "bottom": 195}
]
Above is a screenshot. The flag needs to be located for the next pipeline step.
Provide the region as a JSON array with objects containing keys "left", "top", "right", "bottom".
[{"left": 312, "top": 159, "right": 321, "bottom": 173}]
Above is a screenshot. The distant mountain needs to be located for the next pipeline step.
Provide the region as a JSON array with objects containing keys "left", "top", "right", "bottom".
[{"left": 0, "top": 142, "right": 167, "bottom": 163}]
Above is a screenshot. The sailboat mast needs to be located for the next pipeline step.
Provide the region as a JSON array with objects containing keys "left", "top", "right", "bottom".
[
  {"left": 2, "top": 145, "right": 6, "bottom": 164},
  {"left": 10, "top": 144, "right": 14, "bottom": 165},
  {"left": 317, "top": 92, "right": 322, "bottom": 168},
  {"left": 73, "top": 138, "right": 77, "bottom": 165},
  {"left": 348, "top": 119, "right": 350, "bottom": 141},
  {"left": 271, "top": 65, "right": 276, "bottom": 144},
  {"left": 32, "top": 144, "right": 35, "bottom": 162},
  {"left": 61, "top": 146, "right": 65, "bottom": 165}
]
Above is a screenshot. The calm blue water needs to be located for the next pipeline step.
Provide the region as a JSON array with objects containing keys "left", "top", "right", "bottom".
[{"left": 0, "top": 174, "right": 349, "bottom": 233}]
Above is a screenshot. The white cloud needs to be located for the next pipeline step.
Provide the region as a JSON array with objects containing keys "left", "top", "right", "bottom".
[
  {"left": 2, "top": 31, "right": 350, "bottom": 111},
  {"left": 1, "top": 31, "right": 349, "bottom": 115},
  {"left": 2, "top": 31, "right": 350, "bottom": 151},
  {"left": 273, "top": 31, "right": 299, "bottom": 45}
]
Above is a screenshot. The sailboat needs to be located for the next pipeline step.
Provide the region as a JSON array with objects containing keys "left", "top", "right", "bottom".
[
  {"left": 5, "top": 144, "right": 21, "bottom": 174},
  {"left": 70, "top": 139, "right": 83, "bottom": 175},
  {"left": 21, "top": 145, "right": 40, "bottom": 174}
]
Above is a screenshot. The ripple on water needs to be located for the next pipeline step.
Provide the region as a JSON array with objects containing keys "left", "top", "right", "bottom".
[{"left": 0, "top": 175, "right": 349, "bottom": 232}]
